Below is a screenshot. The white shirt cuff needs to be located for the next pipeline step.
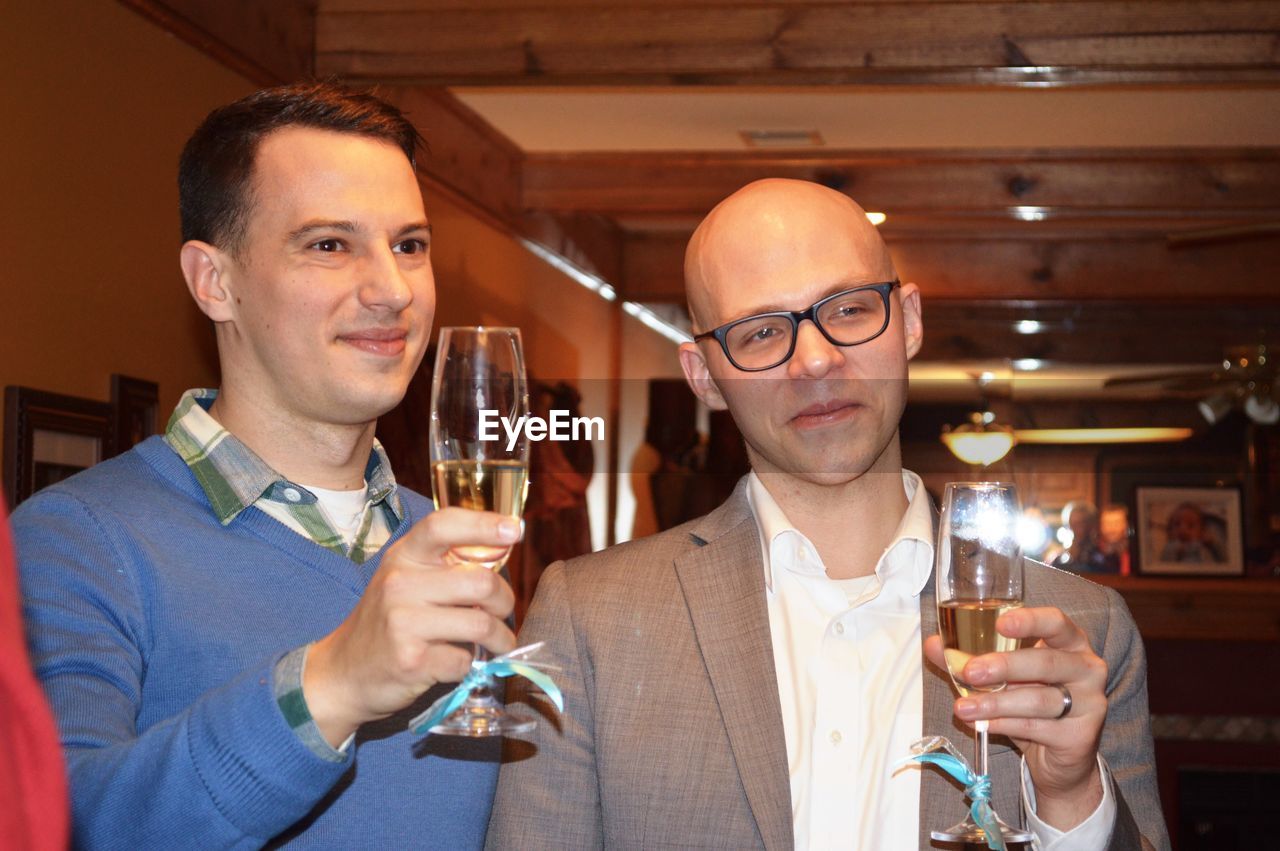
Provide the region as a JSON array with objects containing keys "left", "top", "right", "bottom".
[{"left": 1020, "top": 754, "right": 1117, "bottom": 851}]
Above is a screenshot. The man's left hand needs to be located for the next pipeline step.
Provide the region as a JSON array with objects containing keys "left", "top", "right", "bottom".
[{"left": 923, "top": 605, "right": 1107, "bottom": 832}]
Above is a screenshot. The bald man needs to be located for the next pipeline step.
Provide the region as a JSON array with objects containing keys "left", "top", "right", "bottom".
[{"left": 488, "top": 180, "right": 1167, "bottom": 850}]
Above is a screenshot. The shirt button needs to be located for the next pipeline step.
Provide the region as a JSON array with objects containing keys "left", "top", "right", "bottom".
[
  {"left": 835, "top": 622, "right": 845, "bottom": 635},
  {"left": 830, "top": 730, "right": 843, "bottom": 745},
  {"left": 282, "top": 487, "right": 302, "bottom": 503}
]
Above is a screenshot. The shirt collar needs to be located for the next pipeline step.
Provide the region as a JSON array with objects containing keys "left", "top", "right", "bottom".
[
  {"left": 163, "top": 388, "right": 403, "bottom": 526},
  {"left": 747, "top": 469, "right": 935, "bottom": 596}
]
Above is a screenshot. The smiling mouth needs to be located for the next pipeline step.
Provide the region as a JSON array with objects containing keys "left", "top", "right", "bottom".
[
  {"left": 340, "top": 329, "right": 409, "bottom": 356},
  {"left": 790, "top": 399, "right": 861, "bottom": 428}
]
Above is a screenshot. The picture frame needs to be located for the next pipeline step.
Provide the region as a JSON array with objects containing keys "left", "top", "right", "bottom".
[
  {"left": 4, "top": 387, "right": 113, "bottom": 507},
  {"left": 110, "top": 374, "right": 159, "bottom": 457},
  {"left": 1136, "top": 485, "right": 1245, "bottom": 576}
]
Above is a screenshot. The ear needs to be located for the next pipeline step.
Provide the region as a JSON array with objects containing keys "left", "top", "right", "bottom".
[
  {"left": 678, "top": 342, "right": 729, "bottom": 411},
  {"left": 180, "top": 240, "right": 236, "bottom": 323},
  {"left": 898, "top": 282, "right": 923, "bottom": 361}
]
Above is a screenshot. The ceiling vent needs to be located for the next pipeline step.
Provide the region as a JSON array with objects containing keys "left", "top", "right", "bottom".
[{"left": 739, "top": 129, "right": 824, "bottom": 148}]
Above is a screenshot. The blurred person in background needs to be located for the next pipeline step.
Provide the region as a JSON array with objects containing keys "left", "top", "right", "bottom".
[
  {"left": 1098, "top": 504, "right": 1132, "bottom": 576},
  {"left": 1052, "top": 500, "right": 1120, "bottom": 574}
]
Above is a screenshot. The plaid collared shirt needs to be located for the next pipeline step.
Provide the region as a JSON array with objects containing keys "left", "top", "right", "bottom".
[{"left": 164, "top": 389, "right": 404, "bottom": 564}]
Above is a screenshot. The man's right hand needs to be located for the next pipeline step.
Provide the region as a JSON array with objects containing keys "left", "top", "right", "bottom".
[{"left": 302, "top": 507, "right": 520, "bottom": 747}]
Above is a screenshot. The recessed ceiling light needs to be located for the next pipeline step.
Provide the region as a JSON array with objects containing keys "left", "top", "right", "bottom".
[
  {"left": 865, "top": 212, "right": 886, "bottom": 226},
  {"left": 1014, "top": 320, "right": 1044, "bottom": 335},
  {"left": 739, "top": 129, "right": 825, "bottom": 148}
]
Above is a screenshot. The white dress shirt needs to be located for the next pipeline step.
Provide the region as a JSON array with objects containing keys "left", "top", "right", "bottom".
[{"left": 747, "top": 470, "right": 1116, "bottom": 850}]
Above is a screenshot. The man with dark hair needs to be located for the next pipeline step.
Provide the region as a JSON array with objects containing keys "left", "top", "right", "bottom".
[
  {"left": 15, "top": 82, "right": 518, "bottom": 848},
  {"left": 178, "top": 82, "right": 422, "bottom": 254},
  {"left": 489, "top": 179, "right": 1168, "bottom": 849}
]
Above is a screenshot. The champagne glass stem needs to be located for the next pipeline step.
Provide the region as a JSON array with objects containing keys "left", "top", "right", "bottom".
[
  {"left": 468, "top": 641, "right": 493, "bottom": 702},
  {"left": 975, "top": 718, "right": 990, "bottom": 778}
]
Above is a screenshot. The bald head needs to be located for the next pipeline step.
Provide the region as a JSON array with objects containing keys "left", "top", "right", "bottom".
[{"left": 684, "top": 178, "right": 895, "bottom": 331}]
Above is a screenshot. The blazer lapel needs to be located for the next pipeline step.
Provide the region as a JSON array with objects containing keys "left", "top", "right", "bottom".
[
  {"left": 673, "top": 482, "right": 794, "bottom": 851},
  {"left": 917, "top": 577, "right": 974, "bottom": 847}
]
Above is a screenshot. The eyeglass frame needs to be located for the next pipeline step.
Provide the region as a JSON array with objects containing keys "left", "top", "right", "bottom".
[{"left": 691, "top": 280, "right": 901, "bottom": 372}]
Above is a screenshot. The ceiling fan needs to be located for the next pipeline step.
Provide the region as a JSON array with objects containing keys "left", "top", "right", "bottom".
[{"left": 1104, "top": 344, "right": 1279, "bottom": 425}]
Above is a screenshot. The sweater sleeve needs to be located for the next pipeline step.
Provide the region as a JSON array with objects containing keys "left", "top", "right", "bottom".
[{"left": 14, "top": 490, "right": 353, "bottom": 849}]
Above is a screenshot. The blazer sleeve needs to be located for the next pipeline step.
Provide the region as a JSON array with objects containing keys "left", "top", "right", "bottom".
[
  {"left": 1097, "top": 586, "right": 1171, "bottom": 851},
  {"left": 487, "top": 560, "right": 604, "bottom": 849},
  {"left": 14, "top": 491, "right": 351, "bottom": 849}
]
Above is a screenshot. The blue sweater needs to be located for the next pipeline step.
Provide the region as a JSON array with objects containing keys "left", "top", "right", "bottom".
[{"left": 13, "top": 437, "right": 497, "bottom": 849}]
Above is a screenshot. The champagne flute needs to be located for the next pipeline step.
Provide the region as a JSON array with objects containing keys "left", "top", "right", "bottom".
[
  {"left": 428, "top": 326, "right": 534, "bottom": 736},
  {"left": 932, "top": 482, "right": 1034, "bottom": 845}
]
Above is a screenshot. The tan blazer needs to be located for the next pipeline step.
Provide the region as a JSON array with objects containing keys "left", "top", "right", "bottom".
[{"left": 488, "top": 481, "right": 1168, "bottom": 850}]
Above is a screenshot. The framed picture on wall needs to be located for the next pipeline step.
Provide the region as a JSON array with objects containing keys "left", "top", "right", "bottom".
[
  {"left": 110, "top": 374, "right": 159, "bottom": 457},
  {"left": 1136, "top": 486, "right": 1244, "bottom": 576},
  {"left": 3, "top": 387, "right": 113, "bottom": 507}
]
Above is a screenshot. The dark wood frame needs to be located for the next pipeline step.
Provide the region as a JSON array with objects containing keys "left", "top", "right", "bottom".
[
  {"left": 110, "top": 375, "right": 159, "bottom": 458},
  {"left": 3, "top": 387, "right": 113, "bottom": 507},
  {"left": 1136, "top": 485, "right": 1245, "bottom": 577}
]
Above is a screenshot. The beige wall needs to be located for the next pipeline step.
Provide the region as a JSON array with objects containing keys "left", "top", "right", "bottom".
[{"left": 0, "top": 0, "right": 253, "bottom": 414}]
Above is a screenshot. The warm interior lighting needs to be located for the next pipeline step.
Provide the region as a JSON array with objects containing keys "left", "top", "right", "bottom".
[
  {"left": 941, "top": 412, "right": 1016, "bottom": 466},
  {"left": 865, "top": 211, "right": 887, "bottom": 226},
  {"left": 1013, "top": 427, "right": 1193, "bottom": 444}
]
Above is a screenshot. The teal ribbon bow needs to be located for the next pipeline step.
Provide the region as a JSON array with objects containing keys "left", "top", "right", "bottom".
[
  {"left": 900, "top": 736, "right": 1006, "bottom": 851},
  {"left": 409, "top": 641, "right": 564, "bottom": 735}
]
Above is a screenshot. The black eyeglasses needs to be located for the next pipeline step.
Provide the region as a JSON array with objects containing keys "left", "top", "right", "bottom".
[{"left": 693, "top": 281, "right": 899, "bottom": 372}]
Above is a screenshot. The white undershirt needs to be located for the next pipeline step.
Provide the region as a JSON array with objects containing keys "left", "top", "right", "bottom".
[
  {"left": 308, "top": 483, "right": 370, "bottom": 547},
  {"left": 748, "top": 470, "right": 1116, "bottom": 850}
]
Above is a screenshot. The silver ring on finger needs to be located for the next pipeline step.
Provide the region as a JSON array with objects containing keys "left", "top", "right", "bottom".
[{"left": 1053, "top": 683, "right": 1073, "bottom": 720}]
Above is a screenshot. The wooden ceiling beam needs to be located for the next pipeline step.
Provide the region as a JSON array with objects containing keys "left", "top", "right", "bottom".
[
  {"left": 381, "top": 86, "right": 525, "bottom": 222},
  {"left": 917, "top": 301, "right": 1280, "bottom": 365},
  {"left": 380, "top": 87, "right": 627, "bottom": 286},
  {"left": 621, "top": 230, "right": 1280, "bottom": 303},
  {"left": 525, "top": 149, "right": 1280, "bottom": 217},
  {"left": 120, "top": 0, "right": 315, "bottom": 86},
  {"left": 316, "top": 1, "right": 1280, "bottom": 86}
]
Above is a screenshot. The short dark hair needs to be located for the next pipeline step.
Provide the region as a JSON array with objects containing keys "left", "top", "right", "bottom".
[{"left": 178, "top": 81, "right": 423, "bottom": 253}]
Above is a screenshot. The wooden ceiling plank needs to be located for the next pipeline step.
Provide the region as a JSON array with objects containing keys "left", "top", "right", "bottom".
[
  {"left": 620, "top": 231, "right": 1280, "bottom": 303},
  {"left": 915, "top": 300, "right": 1280, "bottom": 364},
  {"left": 316, "top": 2, "right": 1280, "bottom": 84},
  {"left": 318, "top": 1, "right": 1030, "bottom": 10},
  {"left": 524, "top": 149, "right": 1280, "bottom": 215}
]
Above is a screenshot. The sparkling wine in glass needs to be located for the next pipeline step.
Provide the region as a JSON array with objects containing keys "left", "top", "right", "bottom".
[
  {"left": 932, "top": 482, "right": 1034, "bottom": 845},
  {"left": 428, "top": 326, "right": 533, "bottom": 736}
]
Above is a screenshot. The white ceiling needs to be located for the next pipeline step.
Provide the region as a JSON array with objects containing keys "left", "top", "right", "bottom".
[{"left": 452, "top": 86, "right": 1280, "bottom": 152}]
